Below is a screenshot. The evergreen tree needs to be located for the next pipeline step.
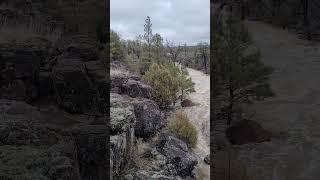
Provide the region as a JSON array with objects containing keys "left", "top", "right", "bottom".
[
  {"left": 178, "top": 65, "right": 195, "bottom": 102},
  {"left": 144, "top": 16, "right": 153, "bottom": 58},
  {"left": 212, "top": 16, "right": 274, "bottom": 125},
  {"left": 110, "top": 30, "right": 124, "bottom": 62},
  {"left": 152, "top": 33, "right": 164, "bottom": 63}
]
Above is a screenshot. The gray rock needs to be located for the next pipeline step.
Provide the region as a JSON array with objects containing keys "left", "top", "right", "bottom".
[
  {"left": 0, "top": 143, "right": 80, "bottom": 180},
  {"left": 204, "top": 154, "right": 210, "bottom": 165},
  {"left": 132, "top": 170, "right": 181, "bottom": 180},
  {"left": 0, "top": 43, "right": 41, "bottom": 102},
  {"left": 51, "top": 34, "right": 107, "bottom": 114},
  {"left": 133, "top": 99, "right": 164, "bottom": 138},
  {"left": 157, "top": 133, "right": 198, "bottom": 177},
  {"left": 70, "top": 125, "right": 108, "bottom": 180},
  {"left": 123, "top": 79, "right": 152, "bottom": 99},
  {"left": 110, "top": 94, "right": 136, "bottom": 179},
  {"left": 111, "top": 107, "right": 135, "bottom": 132}
]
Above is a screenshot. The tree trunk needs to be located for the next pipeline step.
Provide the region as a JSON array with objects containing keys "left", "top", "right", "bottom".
[
  {"left": 228, "top": 79, "right": 234, "bottom": 125},
  {"left": 303, "top": 0, "right": 311, "bottom": 40},
  {"left": 181, "top": 90, "right": 184, "bottom": 102}
]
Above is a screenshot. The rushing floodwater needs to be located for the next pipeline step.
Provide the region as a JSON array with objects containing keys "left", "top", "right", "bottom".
[{"left": 183, "top": 68, "right": 210, "bottom": 180}]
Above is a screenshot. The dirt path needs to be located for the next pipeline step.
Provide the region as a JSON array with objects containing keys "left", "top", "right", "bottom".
[
  {"left": 234, "top": 20, "right": 320, "bottom": 180},
  {"left": 183, "top": 68, "right": 210, "bottom": 179}
]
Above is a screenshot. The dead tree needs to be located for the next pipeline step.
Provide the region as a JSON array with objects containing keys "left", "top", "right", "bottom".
[{"left": 166, "top": 40, "right": 182, "bottom": 63}]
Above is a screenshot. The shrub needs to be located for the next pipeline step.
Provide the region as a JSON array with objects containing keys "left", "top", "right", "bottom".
[
  {"left": 142, "top": 63, "right": 179, "bottom": 108},
  {"left": 168, "top": 111, "right": 198, "bottom": 148},
  {"left": 110, "top": 30, "right": 125, "bottom": 62}
]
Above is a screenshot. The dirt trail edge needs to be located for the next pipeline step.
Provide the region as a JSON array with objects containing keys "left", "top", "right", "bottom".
[{"left": 183, "top": 68, "right": 210, "bottom": 179}]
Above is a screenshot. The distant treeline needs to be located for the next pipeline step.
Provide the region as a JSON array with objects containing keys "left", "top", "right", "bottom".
[
  {"left": 110, "top": 15, "right": 209, "bottom": 75},
  {"left": 214, "top": 0, "right": 320, "bottom": 40}
]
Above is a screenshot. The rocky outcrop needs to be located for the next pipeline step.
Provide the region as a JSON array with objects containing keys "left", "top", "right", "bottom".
[
  {"left": 226, "top": 120, "right": 272, "bottom": 145},
  {"left": 123, "top": 79, "right": 152, "bottom": 99},
  {"left": 70, "top": 125, "right": 108, "bottom": 180},
  {"left": 110, "top": 71, "right": 150, "bottom": 99},
  {"left": 110, "top": 93, "right": 136, "bottom": 179},
  {"left": 51, "top": 35, "right": 107, "bottom": 114},
  {"left": 157, "top": 133, "right": 198, "bottom": 177},
  {"left": 0, "top": 100, "right": 82, "bottom": 179},
  {"left": 0, "top": 43, "right": 41, "bottom": 103}
]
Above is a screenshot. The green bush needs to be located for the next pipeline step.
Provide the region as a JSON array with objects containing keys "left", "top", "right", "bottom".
[
  {"left": 143, "top": 63, "right": 180, "bottom": 108},
  {"left": 168, "top": 111, "right": 198, "bottom": 148},
  {"left": 110, "top": 30, "right": 125, "bottom": 62}
]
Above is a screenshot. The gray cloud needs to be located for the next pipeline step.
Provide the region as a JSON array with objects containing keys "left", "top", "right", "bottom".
[{"left": 111, "top": 0, "right": 210, "bottom": 45}]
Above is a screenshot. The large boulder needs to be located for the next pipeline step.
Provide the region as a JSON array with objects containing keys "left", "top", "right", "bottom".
[
  {"left": 110, "top": 70, "right": 141, "bottom": 95},
  {"left": 226, "top": 120, "right": 272, "bottom": 145},
  {"left": 0, "top": 43, "right": 41, "bottom": 102},
  {"left": 157, "top": 133, "right": 198, "bottom": 177},
  {"left": 51, "top": 58, "right": 94, "bottom": 113},
  {"left": 133, "top": 99, "right": 164, "bottom": 138},
  {"left": 51, "top": 34, "right": 107, "bottom": 114}
]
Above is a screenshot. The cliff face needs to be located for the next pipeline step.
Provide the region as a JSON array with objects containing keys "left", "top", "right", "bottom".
[
  {"left": 0, "top": 1, "right": 108, "bottom": 179},
  {"left": 0, "top": 1, "right": 197, "bottom": 179}
]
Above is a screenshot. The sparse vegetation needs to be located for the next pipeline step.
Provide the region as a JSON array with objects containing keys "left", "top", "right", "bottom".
[{"left": 168, "top": 111, "right": 198, "bottom": 148}]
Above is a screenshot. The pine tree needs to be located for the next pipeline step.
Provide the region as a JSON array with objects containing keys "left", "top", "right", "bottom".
[
  {"left": 212, "top": 16, "right": 274, "bottom": 125},
  {"left": 178, "top": 66, "right": 195, "bottom": 102},
  {"left": 152, "top": 33, "right": 164, "bottom": 63},
  {"left": 144, "top": 16, "right": 153, "bottom": 59}
]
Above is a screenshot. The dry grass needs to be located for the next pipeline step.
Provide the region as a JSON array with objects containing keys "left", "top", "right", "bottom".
[
  {"left": 168, "top": 110, "right": 198, "bottom": 148},
  {"left": 131, "top": 138, "right": 152, "bottom": 169}
]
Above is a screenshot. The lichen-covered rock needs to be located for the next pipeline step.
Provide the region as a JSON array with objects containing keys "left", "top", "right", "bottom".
[
  {"left": 110, "top": 93, "right": 136, "bottom": 179},
  {"left": 51, "top": 34, "right": 107, "bottom": 114},
  {"left": 123, "top": 79, "right": 152, "bottom": 99},
  {"left": 0, "top": 143, "right": 80, "bottom": 180},
  {"left": 133, "top": 99, "right": 164, "bottom": 138},
  {"left": 110, "top": 71, "right": 142, "bottom": 95},
  {"left": 70, "top": 125, "right": 108, "bottom": 180},
  {"left": 0, "top": 43, "right": 41, "bottom": 102},
  {"left": 0, "top": 100, "right": 60, "bottom": 146},
  {"left": 131, "top": 170, "right": 182, "bottom": 180},
  {"left": 157, "top": 133, "right": 198, "bottom": 177}
]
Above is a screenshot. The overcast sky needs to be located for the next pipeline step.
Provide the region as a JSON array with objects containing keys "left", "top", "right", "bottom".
[{"left": 111, "top": 0, "right": 210, "bottom": 46}]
